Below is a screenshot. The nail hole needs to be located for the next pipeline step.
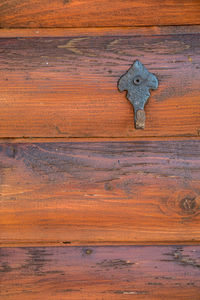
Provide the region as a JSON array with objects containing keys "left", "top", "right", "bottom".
[
  {"left": 85, "top": 249, "right": 93, "bottom": 255},
  {"left": 133, "top": 76, "right": 142, "bottom": 85}
]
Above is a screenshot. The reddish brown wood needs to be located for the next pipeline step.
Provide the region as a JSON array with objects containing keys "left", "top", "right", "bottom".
[
  {"left": 1, "top": 26, "right": 200, "bottom": 38},
  {"left": 1, "top": 246, "right": 200, "bottom": 299},
  {"left": 1, "top": 141, "right": 200, "bottom": 246},
  {"left": 1, "top": 136, "right": 200, "bottom": 144},
  {"left": 0, "top": 0, "right": 200, "bottom": 28},
  {"left": 0, "top": 31, "right": 199, "bottom": 138}
]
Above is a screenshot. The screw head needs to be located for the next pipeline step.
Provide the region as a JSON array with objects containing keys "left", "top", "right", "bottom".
[{"left": 133, "top": 76, "right": 142, "bottom": 85}]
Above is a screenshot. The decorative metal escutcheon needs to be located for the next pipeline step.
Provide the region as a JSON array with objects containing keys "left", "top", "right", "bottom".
[{"left": 117, "top": 60, "right": 158, "bottom": 129}]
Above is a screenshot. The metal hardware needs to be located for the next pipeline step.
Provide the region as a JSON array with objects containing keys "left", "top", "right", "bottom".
[{"left": 117, "top": 60, "right": 158, "bottom": 129}]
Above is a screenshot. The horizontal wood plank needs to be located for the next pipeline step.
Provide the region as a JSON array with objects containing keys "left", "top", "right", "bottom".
[
  {"left": 1, "top": 246, "right": 200, "bottom": 299},
  {"left": 1, "top": 26, "right": 200, "bottom": 38},
  {"left": 0, "top": 0, "right": 200, "bottom": 28},
  {"left": 0, "top": 31, "right": 199, "bottom": 138},
  {"left": 1, "top": 141, "right": 200, "bottom": 245},
  {"left": 1, "top": 136, "right": 200, "bottom": 144}
]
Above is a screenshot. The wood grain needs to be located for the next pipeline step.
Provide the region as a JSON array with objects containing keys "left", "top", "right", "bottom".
[
  {"left": 0, "top": 32, "right": 199, "bottom": 138},
  {"left": 1, "top": 141, "right": 200, "bottom": 246},
  {"left": 0, "top": 0, "right": 200, "bottom": 28},
  {"left": 1, "top": 136, "right": 200, "bottom": 144},
  {"left": 1, "top": 26, "right": 200, "bottom": 38},
  {"left": 1, "top": 246, "right": 200, "bottom": 299}
]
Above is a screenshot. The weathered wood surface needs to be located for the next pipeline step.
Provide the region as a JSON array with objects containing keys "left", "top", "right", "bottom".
[
  {"left": 0, "top": 0, "right": 200, "bottom": 28},
  {"left": 1, "top": 26, "right": 200, "bottom": 38},
  {"left": 0, "top": 32, "right": 199, "bottom": 138},
  {"left": 1, "top": 141, "right": 200, "bottom": 246},
  {"left": 1, "top": 246, "right": 200, "bottom": 299},
  {"left": 1, "top": 136, "right": 200, "bottom": 144}
]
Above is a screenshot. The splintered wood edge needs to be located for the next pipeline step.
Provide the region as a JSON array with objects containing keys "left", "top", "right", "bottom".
[{"left": 0, "top": 26, "right": 200, "bottom": 38}]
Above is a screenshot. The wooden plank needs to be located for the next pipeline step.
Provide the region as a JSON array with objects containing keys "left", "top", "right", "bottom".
[
  {"left": 1, "top": 141, "right": 200, "bottom": 246},
  {"left": 1, "top": 26, "right": 200, "bottom": 38},
  {"left": 1, "top": 246, "right": 200, "bottom": 299},
  {"left": 0, "top": 0, "right": 200, "bottom": 28},
  {"left": 1, "top": 136, "right": 200, "bottom": 144},
  {"left": 0, "top": 32, "right": 199, "bottom": 138}
]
